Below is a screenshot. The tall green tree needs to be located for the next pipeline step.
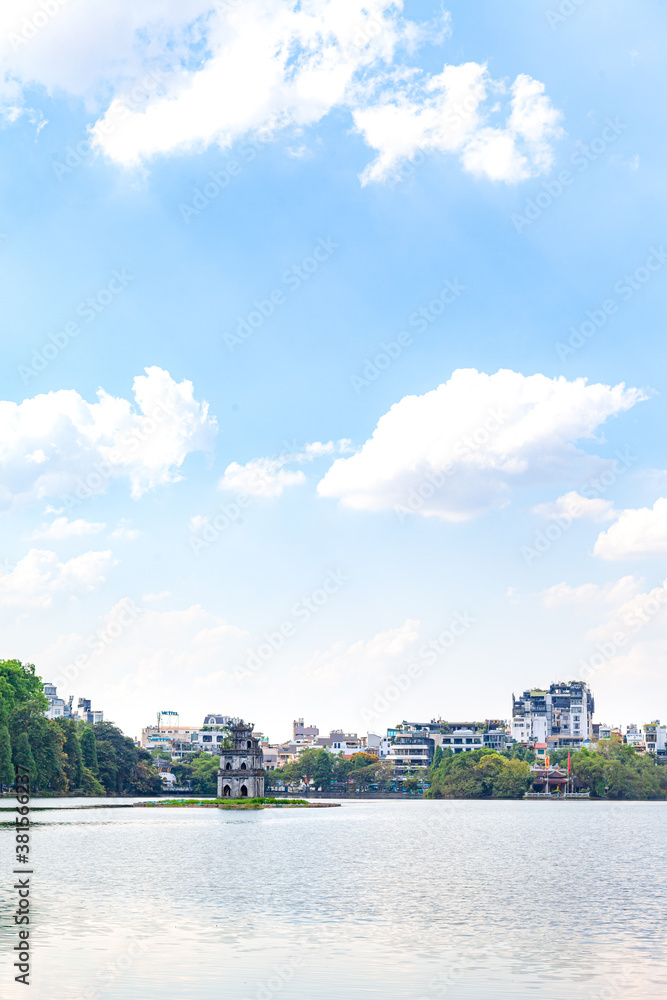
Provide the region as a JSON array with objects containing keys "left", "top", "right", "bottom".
[
  {"left": 312, "top": 749, "right": 333, "bottom": 789},
  {"left": 11, "top": 731, "right": 36, "bottom": 785},
  {"left": 56, "top": 718, "right": 84, "bottom": 790},
  {"left": 0, "top": 723, "right": 15, "bottom": 786},
  {"left": 80, "top": 726, "right": 99, "bottom": 774}
]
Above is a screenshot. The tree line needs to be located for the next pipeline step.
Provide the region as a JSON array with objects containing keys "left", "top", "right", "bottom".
[
  {"left": 426, "top": 741, "right": 667, "bottom": 799},
  {"left": 0, "top": 659, "right": 162, "bottom": 796}
]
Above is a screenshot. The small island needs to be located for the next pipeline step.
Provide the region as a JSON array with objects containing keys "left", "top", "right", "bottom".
[{"left": 134, "top": 797, "right": 339, "bottom": 809}]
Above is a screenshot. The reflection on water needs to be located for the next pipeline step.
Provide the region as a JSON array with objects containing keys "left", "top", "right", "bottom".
[{"left": 0, "top": 798, "right": 665, "bottom": 998}]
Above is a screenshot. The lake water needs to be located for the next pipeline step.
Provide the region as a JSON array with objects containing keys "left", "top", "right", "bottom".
[{"left": 1, "top": 797, "right": 666, "bottom": 999}]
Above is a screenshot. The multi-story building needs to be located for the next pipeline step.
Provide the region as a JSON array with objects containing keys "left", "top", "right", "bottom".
[
  {"left": 316, "top": 730, "right": 363, "bottom": 754},
  {"left": 44, "top": 686, "right": 103, "bottom": 724},
  {"left": 625, "top": 723, "right": 644, "bottom": 750},
  {"left": 511, "top": 682, "right": 594, "bottom": 748},
  {"left": 387, "top": 731, "right": 436, "bottom": 779},
  {"left": 642, "top": 721, "right": 667, "bottom": 756},
  {"left": 293, "top": 719, "right": 319, "bottom": 741},
  {"left": 366, "top": 733, "right": 391, "bottom": 758},
  {"left": 77, "top": 698, "right": 103, "bottom": 725},
  {"left": 44, "top": 683, "right": 66, "bottom": 720}
]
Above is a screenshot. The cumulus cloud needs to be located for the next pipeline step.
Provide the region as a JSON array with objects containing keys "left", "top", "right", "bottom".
[
  {"left": 593, "top": 497, "right": 667, "bottom": 559},
  {"left": 532, "top": 491, "right": 617, "bottom": 522},
  {"left": 291, "top": 618, "right": 421, "bottom": 687},
  {"left": 111, "top": 520, "right": 140, "bottom": 540},
  {"left": 1, "top": 2, "right": 561, "bottom": 185},
  {"left": 218, "top": 439, "right": 352, "bottom": 498},
  {"left": 0, "top": 366, "right": 217, "bottom": 510},
  {"left": 317, "top": 369, "right": 645, "bottom": 521},
  {"left": 0, "top": 548, "right": 117, "bottom": 608},
  {"left": 541, "top": 576, "right": 641, "bottom": 610},
  {"left": 31, "top": 516, "right": 107, "bottom": 540},
  {"left": 41, "top": 599, "right": 248, "bottom": 732},
  {"left": 541, "top": 573, "right": 667, "bottom": 714},
  {"left": 355, "top": 68, "right": 562, "bottom": 185},
  {"left": 218, "top": 459, "right": 306, "bottom": 498}
]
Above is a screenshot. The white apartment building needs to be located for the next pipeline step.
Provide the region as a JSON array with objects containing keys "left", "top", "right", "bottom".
[
  {"left": 511, "top": 682, "right": 593, "bottom": 747},
  {"left": 642, "top": 720, "right": 667, "bottom": 756},
  {"left": 44, "top": 683, "right": 66, "bottom": 720}
]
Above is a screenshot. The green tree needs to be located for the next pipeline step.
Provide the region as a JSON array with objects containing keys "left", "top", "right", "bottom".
[
  {"left": 11, "top": 731, "right": 36, "bottom": 786},
  {"left": 10, "top": 704, "right": 67, "bottom": 793},
  {"left": 312, "top": 749, "right": 333, "bottom": 790},
  {"left": 95, "top": 740, "right": 119, "bottom": 794},
  {"left": 0, "top": 723, "right": 15, "bottom": 786},
  {"left": 80, "top": 727, "right": 99, "bottom": 775},
  {"left": 0, "top": 660, "right": 47, "bottom": 723},
  {"left": 81, "top": 767, "right": 105, "bottom": 796},
  {"left": 56, "top": 718, "right": 84, "bottom": 790},
  {"left": 331, "top": 755, "right": 352, "bottom": 786}
]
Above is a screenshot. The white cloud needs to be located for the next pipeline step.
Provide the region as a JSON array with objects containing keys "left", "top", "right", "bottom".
[
  {"left": 291, "top": 618, "right": 421, "bottom": 687},
  {"left": 532, "top": 490, "right": 617, "bottom": 522},
  {"left": 218, "top": 459, "right": 306, "bottom": 498},
  {"left": 593, "top": 497, "right": 667, "bottom": 559},
  {"left": 0, "top": 366, "right": 217, "bottom": 510},
  {"left": 317, "top": 369, "right": 645, "bottom": 521},
  {"left": 1, "top": 2, "right": 561, "bottom": 186},
  {"left": 541, "top": 576, "right": 641, "bottom": 610},
  {"left": 31, "top": 516, "right": 107, "bottom": 540},
  {"left": 111, "top": 519, "right": 140, "bottom": 540},
  {"left": 142, "top": 590, "right": 171, "bottom": 602},
  {"left": 541, "top": 573, "right": 667, "bottom": 715},
  {"left": 218, "top": 439, "right": 352, "bottom": 498},
  {"left": 41, "top": 600, "right": 248, "bottom": 732},
  {"left": 355, "top": 68, "right": 562, "bottom": 185},
  {"left": 0, "top": 548, "right": 117, "bottom": 608}
]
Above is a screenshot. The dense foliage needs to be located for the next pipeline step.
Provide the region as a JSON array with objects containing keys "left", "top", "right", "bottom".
[
  {"left": 426, "top": 748, "right": 531, "bottom": 799},
  {"left": 265, "top": 748, "right": 398, "bottom": 792},
  {"left": 170, "top": 752, "right": 221, "bottom": 795},
  {"left": 550, "top": 740, "right": 667, "bottom": 799},
  {"left": 0, "top": 659, "right": 161, "bottom": 796}
]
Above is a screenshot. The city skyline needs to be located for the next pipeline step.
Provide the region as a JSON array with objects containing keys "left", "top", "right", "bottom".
[{"left": 1, "top": 2, "right": 667, "bottom": 738}]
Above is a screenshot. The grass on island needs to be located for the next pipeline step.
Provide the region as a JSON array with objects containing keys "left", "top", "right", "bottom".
[{"left": 146, "top": 796, "right": 308, "bottom": 808}]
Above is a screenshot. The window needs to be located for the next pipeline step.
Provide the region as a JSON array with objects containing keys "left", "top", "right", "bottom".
[{"left": 203, "top": 735, "right": 212, "bottom": 742}]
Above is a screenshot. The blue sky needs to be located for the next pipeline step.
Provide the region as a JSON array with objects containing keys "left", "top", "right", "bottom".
[{"left": 1, "top": 0, "right": 666, "bottom": 739}]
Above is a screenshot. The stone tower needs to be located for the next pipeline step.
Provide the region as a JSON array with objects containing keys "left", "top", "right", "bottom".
[{"left": 217, "top": 719, "right": 265, "bottom": 798}]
